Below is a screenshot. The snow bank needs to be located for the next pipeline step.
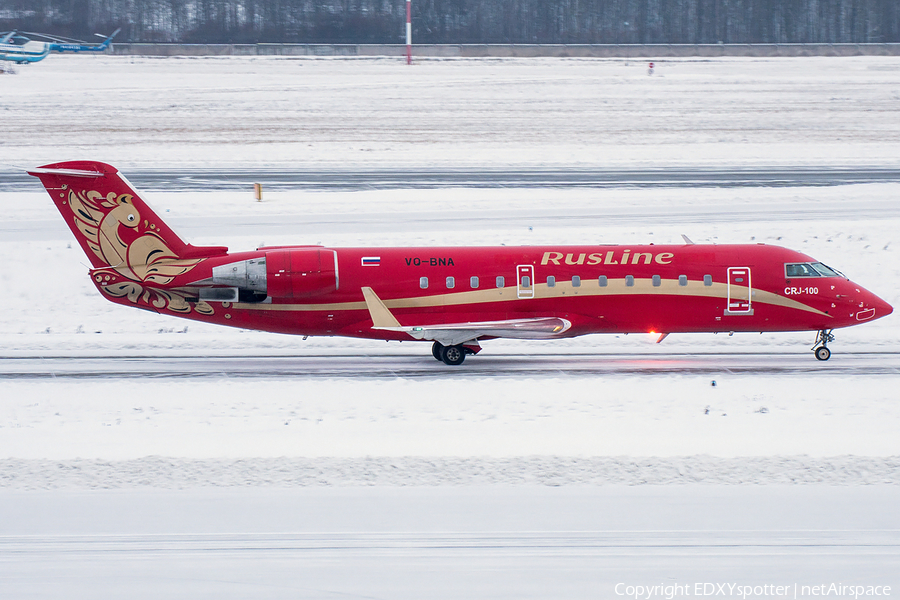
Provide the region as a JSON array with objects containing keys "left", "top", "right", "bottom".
[{"left": 2, "top": 456, "right": 898, "bottom": 489}]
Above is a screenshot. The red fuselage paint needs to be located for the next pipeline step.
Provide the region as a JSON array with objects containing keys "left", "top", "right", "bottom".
[{"left": 91, "top": 243, "right": 892, "bottom": 340}]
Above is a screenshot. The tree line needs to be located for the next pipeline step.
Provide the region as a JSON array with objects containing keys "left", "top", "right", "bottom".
[{"left": 2, "top": 0, "right": 898, "bottom": 44}]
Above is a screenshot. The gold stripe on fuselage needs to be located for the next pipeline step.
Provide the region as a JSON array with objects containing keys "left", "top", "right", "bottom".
[{"left": 231, "top": 278, "right": 829, "bottom": 317}]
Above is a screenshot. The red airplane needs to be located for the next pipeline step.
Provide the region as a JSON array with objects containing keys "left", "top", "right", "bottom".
[{"left": 30, "top": 161, "right": 893, "bottom": 365}]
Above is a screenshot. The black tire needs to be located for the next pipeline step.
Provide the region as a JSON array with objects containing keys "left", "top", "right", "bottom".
[
  {"left": 815, "top": 346, "right": 831, "bottom": 361},
  {"left": 432, "top": 341, "right": 444, "bottom": 361},
  {"left": 441, "top": 344, "right": 466, "bottom": 366}
]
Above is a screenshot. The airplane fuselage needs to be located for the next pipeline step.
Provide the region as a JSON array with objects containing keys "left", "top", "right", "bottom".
[
  {"left": 92, "top": 243, "right": 886, "bottom": 339},
  {"left": 30, "top": 161, "right": 892, "bottom": 364}
]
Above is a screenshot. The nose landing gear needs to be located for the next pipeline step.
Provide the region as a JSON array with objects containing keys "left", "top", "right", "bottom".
[{"left": 812, "top": 329, "right": 834, "bottom": 361}]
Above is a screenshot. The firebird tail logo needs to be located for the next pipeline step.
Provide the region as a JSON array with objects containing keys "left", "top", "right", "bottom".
[
  {"left": 65, "top": 187, "right": 200, "bottom": 285},
  {"left": 30, "top": 161, "right": 227, "bottom": 285},
  {"left": 29, "top": 161, "right": 229, "bottom": 316}
]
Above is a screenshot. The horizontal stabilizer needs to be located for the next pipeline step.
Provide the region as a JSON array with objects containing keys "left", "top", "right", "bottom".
[{"left": 26, "top": 167, "right": 105, "bottom": 177}]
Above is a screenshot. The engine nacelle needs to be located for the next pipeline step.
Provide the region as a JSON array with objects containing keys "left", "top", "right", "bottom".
[
  {"left": 210, "top": 248, "right": 337, "bottom": 299},
  {"left": 266, "top": 248, "right": 338, "bottom": 298}
]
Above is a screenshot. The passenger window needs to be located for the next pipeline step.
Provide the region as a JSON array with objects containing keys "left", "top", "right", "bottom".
[
  {"left": 652, "top": 275, "right": 661, "bottom": 287},
  {"left": 420, "top": 277, "right": 428, "bottom": 289},
  {"left": 598, "top": 276, "right": 608, "bottom": 287},
  {"left": 547, "top": 276, "right": 556, "bottom": 287},
  {"left": 521, "top": 275, "right": 531, "bottom": 288},
  {"left": 470, "top": 276, "right": 479, "bottom": 288},
  {"left": 678, "top": 275, "right": 687, "bottom": 286},
  {"left": 626, "top": 275, "right": 634, "bottom": 287},
  {"left": 496, "top": 276, "right": 505, "bottom": 288},
  {"left": 446, "top": 276, "right": 455, "bottom": 289},
  {"left": 703, "top": 274, "right": 712, "bottom": 286},
  {"left": 572, "top": 276, "right": 581, "bottom": 287}
]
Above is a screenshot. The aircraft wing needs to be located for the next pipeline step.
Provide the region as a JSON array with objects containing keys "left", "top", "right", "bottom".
[{"left": 361, "top": 287, "right": 571, "bottom": 346}]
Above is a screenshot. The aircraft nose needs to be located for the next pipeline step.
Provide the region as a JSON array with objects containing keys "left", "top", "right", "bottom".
[{"left": 856, "top": 288, "right": 892, "bottom": 322}]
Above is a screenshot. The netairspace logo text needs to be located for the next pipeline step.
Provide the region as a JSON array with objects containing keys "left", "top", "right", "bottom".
[{"left": 615, "top": 583, "right": 892, "bottom": 600}]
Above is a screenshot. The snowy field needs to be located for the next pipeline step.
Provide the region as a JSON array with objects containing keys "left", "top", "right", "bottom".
[
  {"left": 1, "top": 55, "right": 899, "bottom": 591},
  {"left": 2, "top": 485, "right": 899, "bottom": 599},
  {"left": 2, "top": 54, "right": 900, "bottom": 170}
]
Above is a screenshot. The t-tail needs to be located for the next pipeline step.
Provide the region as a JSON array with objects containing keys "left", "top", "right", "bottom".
[
  {"left": 95, "top": 28, "right": 121, "bottom": 51},
  {"left": 29, "top": 161, "right": 227, "bottom": 284}
]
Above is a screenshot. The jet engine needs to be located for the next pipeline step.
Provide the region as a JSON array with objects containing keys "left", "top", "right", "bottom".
[{"left": 204, "top": 248, "right": 338, "bottom": 302}]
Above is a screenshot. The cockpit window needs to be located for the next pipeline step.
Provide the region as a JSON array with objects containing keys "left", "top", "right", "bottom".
[
  {"left": 785, "top": 263, "right": 819, "bottom": 277},
  {"left": 811, "top": 262, "right": 841, "bottom": 277},
  {"left": 785, "top": 262, "right": 841, "bottom": 278}
]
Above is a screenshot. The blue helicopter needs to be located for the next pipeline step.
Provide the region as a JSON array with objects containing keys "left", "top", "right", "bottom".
[{"left": 1, "top": 28, "right": 120, "bottom": 64}]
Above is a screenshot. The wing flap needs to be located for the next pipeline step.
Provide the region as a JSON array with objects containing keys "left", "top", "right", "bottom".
[
  {"left": 385, "top": 317, "right": 572, "bottom": 346},
  {"left": 361, "top": 286, "right": 571, "bottom": 346}
]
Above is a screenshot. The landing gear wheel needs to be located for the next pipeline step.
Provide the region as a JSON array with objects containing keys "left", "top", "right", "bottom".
[
  {"left": 440, "top": 344, "right": 466, "bottom": 366},
  {"left": 812, "top": 329, "right": 834, "bottom": 362},
  {"left": 431, "top": 341, "right": 444, "bottom": 361}
]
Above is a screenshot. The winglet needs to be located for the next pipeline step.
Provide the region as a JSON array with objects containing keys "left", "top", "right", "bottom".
[{"left": 361, "top": 287, "right": 401, "bottom": 328}]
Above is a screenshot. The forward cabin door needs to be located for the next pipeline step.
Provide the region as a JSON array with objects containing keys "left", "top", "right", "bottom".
[
  {"left": 517, "top": 264, "right": 534, "bottom": 299},
  {"left": 726, "top": 267, "right": 753, "bottom": 315}
]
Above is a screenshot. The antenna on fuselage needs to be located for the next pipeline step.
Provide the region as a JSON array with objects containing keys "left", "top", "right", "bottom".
[{"left": 681, "top": 234, "right": 695, "bottom": 245}]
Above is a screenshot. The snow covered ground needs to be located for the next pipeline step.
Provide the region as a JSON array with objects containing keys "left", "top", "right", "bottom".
[
  {"left": 3, "top": 54, "right": 900, "bottom": 171},
  {"left": 0, "top": 55, "right": 898, "bottom": 591},
  {"left": 2, "top": 485, "right": 898, "bottom": 599}
]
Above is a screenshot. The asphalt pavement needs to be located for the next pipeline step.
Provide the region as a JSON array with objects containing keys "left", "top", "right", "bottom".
[
  {"left": 5, "top": 166, "right": 900, "bottom": 192},
  {"left": 2, "top": 351, "right": 898, "bottom": 379}
]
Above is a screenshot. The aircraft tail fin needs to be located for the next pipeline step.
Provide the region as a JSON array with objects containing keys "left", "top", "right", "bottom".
[
  {"left": 29, "top": 161, "right": 227, "bottom": 282},
  {"left": 97, "top": 28, "right": 120, "bottom": 50}
]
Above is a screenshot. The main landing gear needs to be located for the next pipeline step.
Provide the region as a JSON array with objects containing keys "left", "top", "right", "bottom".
[
  {"left": 432, "top": 341, "right": 468, "bottom": 366},
  {"left": 812, "top": 329, "right": 835, "bottom": 361}
]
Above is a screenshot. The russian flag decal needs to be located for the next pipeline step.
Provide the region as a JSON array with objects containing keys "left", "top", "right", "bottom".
[{"left": 361, "top": 256, "right": 381, "bottom": 266}]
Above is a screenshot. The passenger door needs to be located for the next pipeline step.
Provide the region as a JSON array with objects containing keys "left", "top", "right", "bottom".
[
  {"left": 517, "top": 264, "right": 534, "bottom": 299},
  {"left": 726, "top": 267, "right": 752, "bottom": 314}
]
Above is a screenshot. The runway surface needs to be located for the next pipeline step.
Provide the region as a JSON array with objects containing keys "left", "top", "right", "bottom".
[
  {"left": 5, "top": 166, "right": 900, "bottom": 192},
  {"left": 1, "top": 486, "right": 897, "bottom": 599},
  {"left": 2, "top": 351, "right": 899, "bottom": 379}
]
